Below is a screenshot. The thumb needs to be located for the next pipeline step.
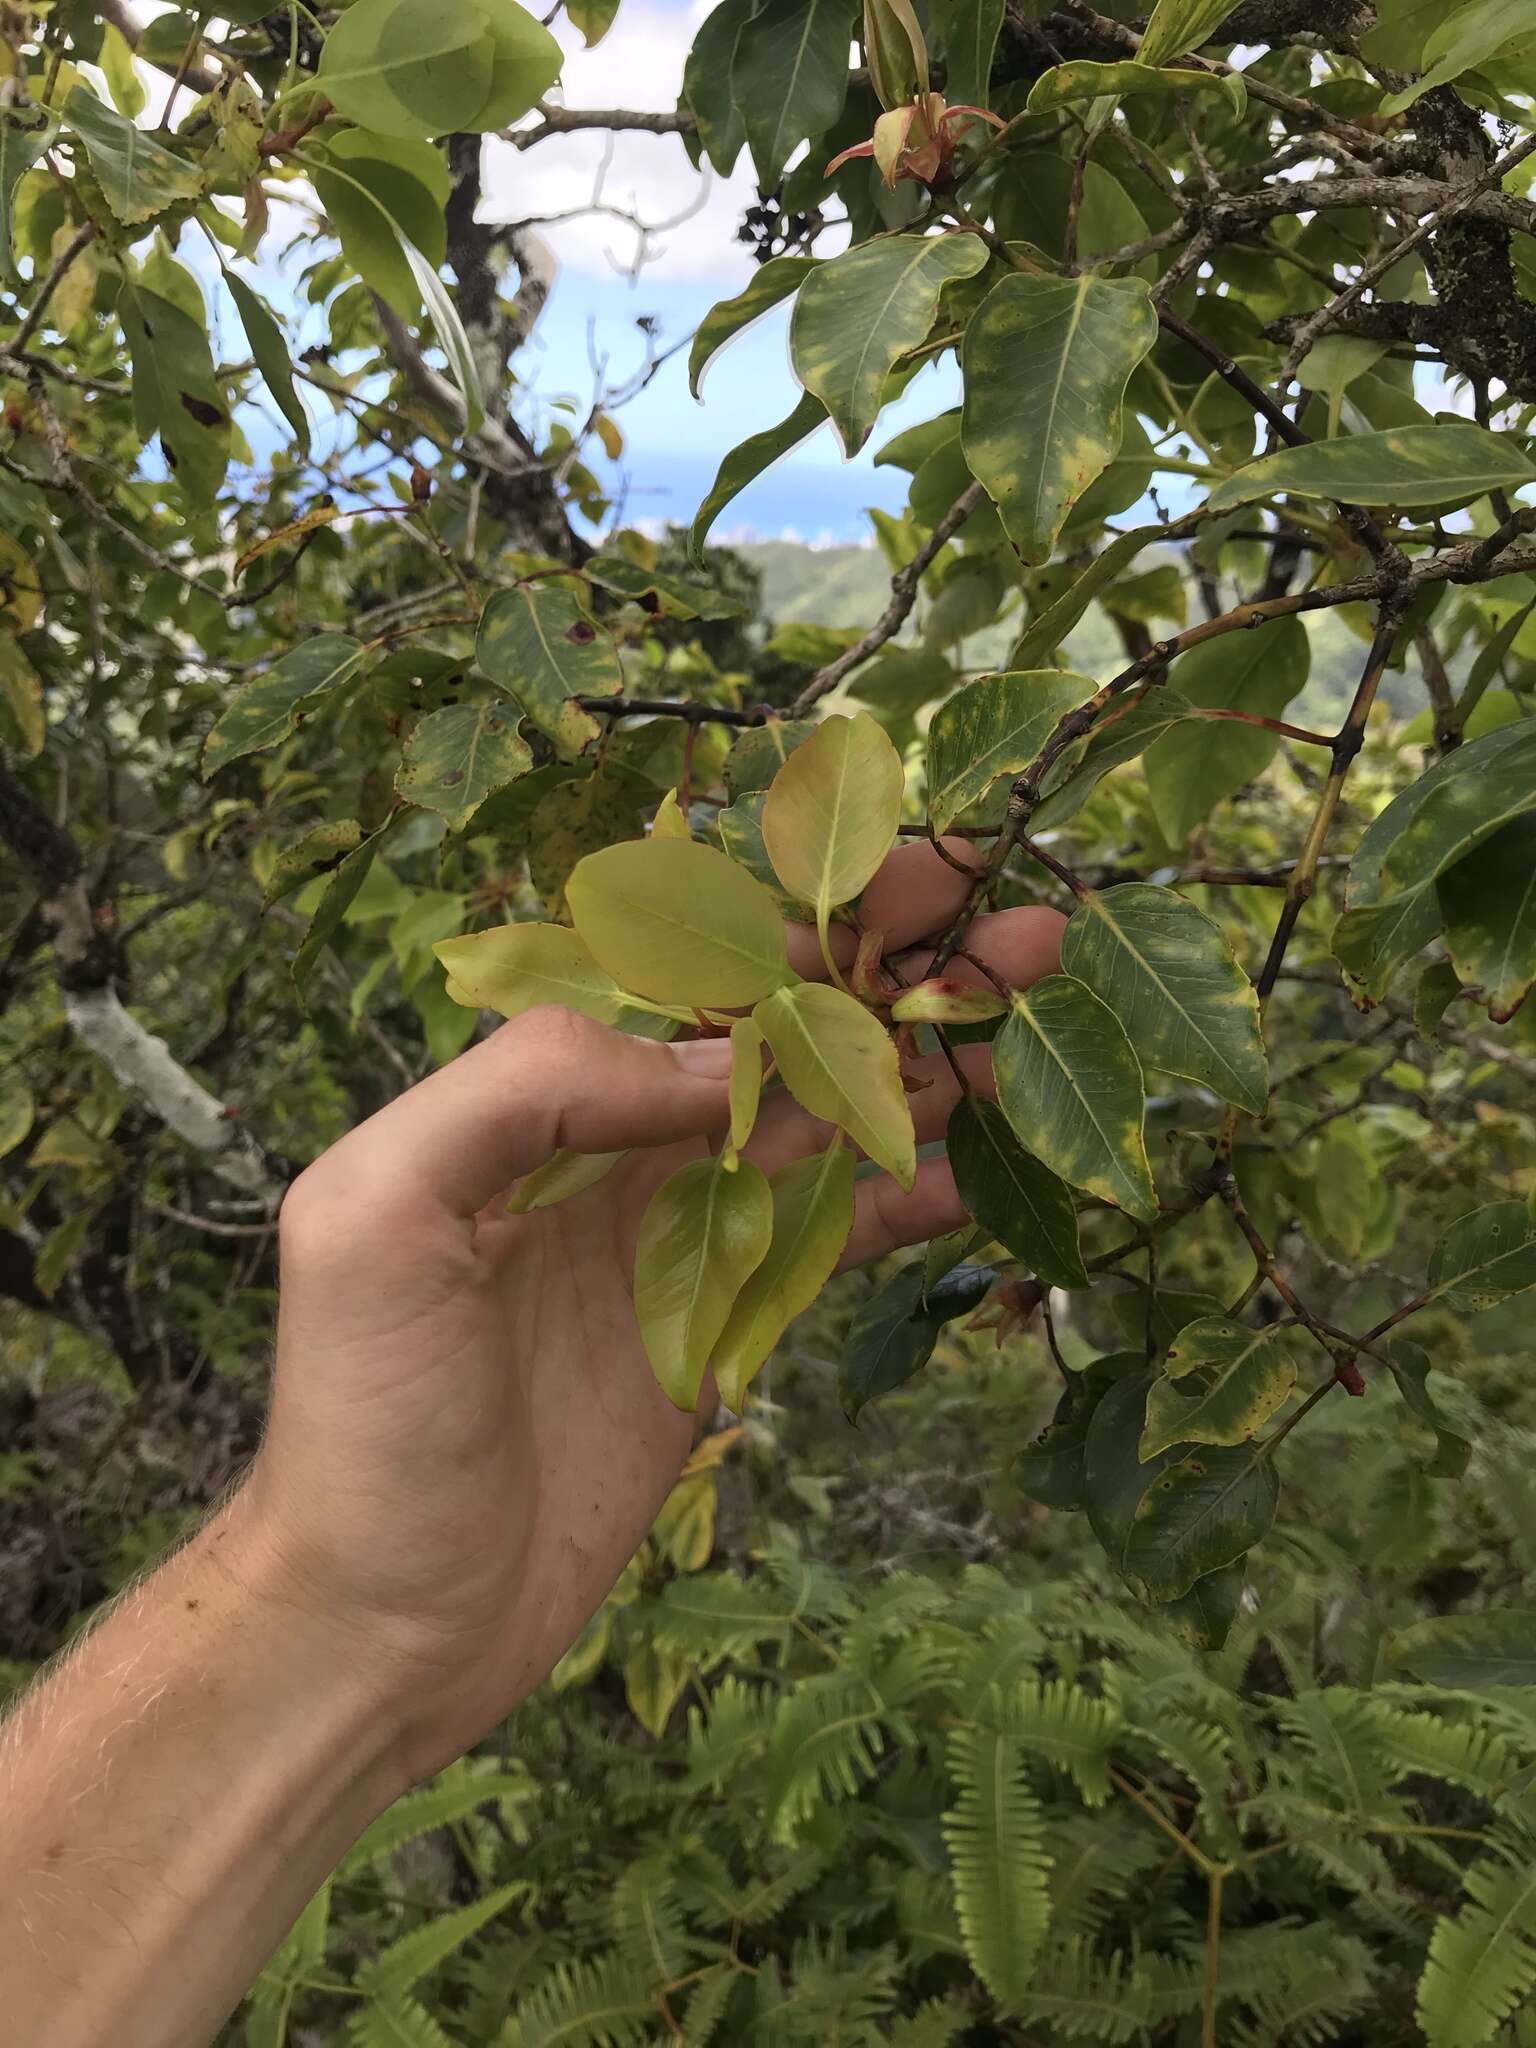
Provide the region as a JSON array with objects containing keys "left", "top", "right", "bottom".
[{"left": 319, "top": 1007, "right": 734, "bottom": 1221}]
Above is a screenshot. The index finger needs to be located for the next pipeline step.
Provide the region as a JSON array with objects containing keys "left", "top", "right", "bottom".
[{"left": 782, "top": 834, "right": 985, "bottom": 980}]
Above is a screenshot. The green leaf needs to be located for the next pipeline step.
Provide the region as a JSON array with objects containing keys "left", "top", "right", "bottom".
[
  {"left": 761, "top": 711, "right": 904, "bottom": 972},
  {"left": 714, "top": 1139, "right": 856, "bottom": 1409},
  {"left": 505, "top": 1147, "right": 623, "bottom": 1215},
  {"left": 1139, "top": 1316, "right": 1296, "bottom": 1461},
  {"left": 755, "top": 981, "right": 917, "bottom": 1188},
  {"left": 121, "top": 284, "right": 229, "bottom": 508},
  {"left": 1379, "top": 0, "right": 1534, "bottom": 114},
  {"left": 1137, "top": 0, "right": 1241, "bottom": 64},
  {"left": 1123, "top": 1436, "right": 1279, "bottom": 1604},
  {"left": 725, "top": 719, "right": 820, "bottom": 797},
  {"left": 222, "top": 266, "right": 310, "bottom": 456},
  {"left": 1348, "top": 721, "right": 1536, "bottom": 920},
  {"left": 1413, "top": 957, "right": 1464, "bottom": 1043},
  {"left": 1059, "top": 884, "right": 1269, "bottom": 1115},
  {"left": 682, "top": 0, "right": 752, "bottom": 173},
  {"left": 1206, "top": 424, "right": 1536, "bottom": 515},
  {"left": 310, "top": 130, "right": 449, "bottom": 319},
  {"left": 65, "top": 86, "right": 202, "bottom": 225},
  {"left": 1437, "top": 815, "right": 1536, "bottom": 1024},
  {"left": 203, "top": 635, "right": 365, "bottom": 777},
  {"left": 567, "top": 0, "right": 621, "bottom": 45},
  {"left": 396, "top": 702, "right": 533, "bottom": 832},
  {"left": 567, "top": 837, "right": 794, "bottom": 1007},
  {"left": 730, "top": 0, "right": 856, "bottom": 186},
  {"left": 942, "top": 1724, "right": 1051, "bottom": 2008},
  {"left": 434, "top": 922, "right": 645, "bottom": 1030},
  {"left": 1009, "top": 520, "right": 1170, "bottom": 669},
  {"left": 689, "top": 392, "right": 827, "bottom": 563},
  {"left": 263, "top": 819, "right": 364, "bottom": 910},
  {"left": 791, "top": 234, "right": 989, "bottom": 456},
  {"left": 724, "top": 1014, "right": 766, "bottom": 1166},
  {"left": 961, "top": 273, "right": 1158, "bottom": 566},
  {"left": 358, "top": 1882, "right": 526, "bottom": 2004},
  {"left": 0, "top": 113, "right": 51, "bottom": 285},
  {"left": 840, "top": 1262, "right": 995, "bottom": 1421},
  {"left": 691, "top": 257, "right": 818, "bottom": 398},
  {"left": 526, "top": 773, "right": 646, "bottom": 917},
  {"left": 583, "top": 554, "right": 747, "bottom": 620},
  {"left": 1027, "top": 58, "right": 1238, "bottom": 109},
  {"left": 1424, "top": 1200, "right": 1536, "bottom": 1312},
  {"left": 0, "top": 630, "right": 43, "bottom": 756},
  {"left": 293, "top": 833, "right": 383, "bottom": 995},
  {"left": 928, "top": 0, "right": 1005, "bottom": 107},
  {"left": 1332, "top": 889, "right": 1443, "bottom": 1003},
  {"left": 476, "top": 585, "right": 620, "bottom": 758},
  {"left": 993, "top": 976, "right": 1157, "bottom": 1222},
  {"left": 1386, "top": 1609, "right": 1536, "bottom": 1686},
  {"left": 1385, "top": 1336, "right": 1472, "bottom": 1480},
  {"left": 470, "top": 0, "right": 568, "bottom": 127},
  {"left": 0, "top": 1080, "right": 34, "bottom": 1161},
  {"left": 1143, "top": 613, "right": 1310, "bottom": 846},
  {"left": 926, "top": 671, "right": 1095, "bottom": 834},
  {"left": 635, "top": 1156, "right": 774, "bottom": 1410},
  {"left": 1030, "top": 688, "right": 1191, "bottom": 834},
  {"left": 318, "top": 0, "right": 490, "bottom": 137},
  {"left": 100, "top": 22, "right": 146, "bottom": 118},
  {"left": 946, "top": 1095, "right": 1088, "bottom": 1289}
]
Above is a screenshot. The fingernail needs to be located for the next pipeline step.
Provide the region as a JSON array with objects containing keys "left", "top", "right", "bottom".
[{"left": 672, "top": 1036, "right": 734, "bottom": 1077}]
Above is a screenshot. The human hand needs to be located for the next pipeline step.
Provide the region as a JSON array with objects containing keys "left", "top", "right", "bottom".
[{"left": 241, "top": 840, "right": 1064, "bottom": 1782}]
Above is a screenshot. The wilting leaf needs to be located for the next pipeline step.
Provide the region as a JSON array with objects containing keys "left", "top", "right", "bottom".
[
  {"left": 840, "top": 1261, "right": 995, "bottom": 1422},
  {"left": 434, "top": 920, "right": 679, "bottom": 1028},
  {"left": 691, "top": 256, "right": 818, "bottom": 397},
  {"left": 1060, "top": 884, "right": 1269, "bottom": 1114},
  {"left": 1437, "top": 815, "right": 1536, "bottom": 1023},
  {"left": 755, "top": 981, "right": 916, "bottom": 1188},
  {"left": 714, "top": 1139, "right": 856, "bottom": 1409},
  {"left": 926, "top": 671, "right": 1094, "bottom": 833},
  {"left": 791, "top": 234, "right": 989, "bottom": 456},
  {"left": 1139, "top": 1316, "right": 1296, "bottom": 1460},
  {"left": 961, "top": 273, "right": 1158, "bottom": 565},
  {"left": 1424, "top": 1201, "right": 1536, "bottom": 1312},
  {"left": 689, "top": 392, "right": 827, "bottom": 562},
  {"left": 761, "top": 711, "right": 903, "bottom": 968},
  {"left": 946, "top": 1095, "right": 1087, "bottom": 1289},
  {"left": 396, "top": 701, "right": 533, "bottom": 831},
  {"left": 263, "top": 820, "right": 364, "bottom": 910},
  {"left": 203, "top": 636, "right": 364, "bottom": 777},
  {"left": 568, "top": 837, "right": 794, "bottom": 1007},
  {"left": 1143, "top": 615, "right": 1310, "bottom": 846},
  {"left": 1206, "top": 424, "right": 1536, "bottom": 515},
  {"left": 1385, "top": 1609, "right": 1536, "bottom": 1687},
  {"left": 477, "top": 584, "right": 620, "bottom": 758},
  {"left": 635, "top": 1155, "right": 774, "bottom": 1410},
  {"left": 994, "top": 977, "right": 1157, "bottom": 1221},
  {"left": 65, "top": 86, "right": 202, "bottom": 223},
  {"left": 730, "top": 0, "right": 856, "bottom": 185}
]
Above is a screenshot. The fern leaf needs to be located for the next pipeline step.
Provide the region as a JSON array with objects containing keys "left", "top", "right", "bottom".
[
  {"left": 885, "top": 1997, "right": 971, "bottom": 2047},
  {"left": 348, "top": 1994, "right": 459, "bottom": 2048},
  {"left": 499, "top": 1954, "right": 655, "bottom": 2047},
  {"left": 683, "top": 1675, "right": 772, "bottom": 1794},
  {"left": 1417, "top": 1842, "right": 1536, "bottom": 2047},
  {"left": 1360, "top": 1697, "right": 1519, "bottom": 1803},
  {"left": 357, "top": 1881, "right": 527, "bottom": 2006},
  {"left": 762, "top": 1676, "right": 884, "bottom": 1843},
  {"left": 679, "top": 1962, "right": 737, "bottom": 2045},
  {"left": 1015, "top": 1937, "right": 1150, "bottom": 2042},
  {"left": 1047, "top": 1812, "right": 1164, "bottom": 1939},
  {"left": 893, "top": 1869, "right": 966, "bottom": 1963},
  {"left": 609, "top": 1857, "right": 690, "bottom": 1980},
  {"left": 942, "top": 1724, "right": 1052, "bottom": 2012},
  {"left": 989, "top": 1676, "right": 1122, "bottom": 1806},
  {"left": 250, "top": 1876, "right": 332, "bottom": 2008},
  {"left": 343, "top": 1763, "right": 534, "bottom": 1872}
]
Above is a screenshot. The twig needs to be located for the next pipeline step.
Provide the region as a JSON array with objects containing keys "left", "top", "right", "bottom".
[{"left": 11, "top": 222, "right": 97, "bottom": 353}]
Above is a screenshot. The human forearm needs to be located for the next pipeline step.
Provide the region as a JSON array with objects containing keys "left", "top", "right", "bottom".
[{"left": 0, "top": 1494, "right": 411, "bottom": 2048}]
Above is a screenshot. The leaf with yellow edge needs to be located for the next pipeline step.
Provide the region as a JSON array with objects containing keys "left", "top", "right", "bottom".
[
  {"left": 761, "top": 711, "right": 904, "bottom": 981},
  {"left": 714, "top": 1138, "right": 855, "bottom": 1410},
  {"left": 567, "top": 838, "right": 794, "bottom": 1008},
  {"left": 634, "top": 1155, "right": 774, "bottom": 1410},
  {"left": 1139, "top": 1316, "right": 1296, "bottom": 1461},
  {"left": 755, "top": 982, "right": 916, "bottom": 1189},
  {"left": 724, "top": 1017, "right": 766, "bottom": 1168},
  {"left": 434, "top": 921, "right": 686, "bottom": 1028}
]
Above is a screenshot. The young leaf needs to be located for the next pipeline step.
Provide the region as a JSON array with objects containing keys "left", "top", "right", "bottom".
[
  {"left": 203, "top": 635, "right": 365, "bottom": 777},
  {"left": 1059, "top": 884, "right": 1269, "bottom": 1115},
  {"left": 1143, "top": 615, "right": 1310, "bottom": 846},
  {"left": 65, "top": 86, "right": 203, "bottom": 224},
  {"left": 714, "top": 1139, "right": 856, "bottom": 1408},
  {"left": 1139, "top": 1317, "right": 1296, "bottom": 1461},
  {"left": 790, "top": 235, "right": 989, "bottom": 456},
  {"left": 755, "top": 981, "right": 916, "bottom": 1189},
  {"left": 433, "top": 921, "right": 674, "bottom": 1027},
  {"left": 1028, "top": 58, "right": 1237, "bottom": 109},
  {"left": 760, "top": 711, "right": 904, "bottom": 975},
  {"left": 926, "top": 671, "right": 1095, "bottom": 833},
  {"left": 691, "top": 257, "right": 818, "bottom": 398},
  {"left": 476, "top": 584, "right": 621, "bottom": 758},
  {"left": 567, "top": 838, "right": 794, "bottom": 1007},
  {"left": 730, "top": 0, "right": 857, "bottom": 185},
  {"left": 689, "top": 393, "right": 827, "bottom": 562},
  {"left": 840, "top": 1262, "right": 994, "bottom": 1421},
  {"left": 396, "top": 701, "right": 532, "bottom": 832},
  {"left": 634, "top": 1156, "right": 774, "bottom": 1410},
  {"left": 946, "top": 1095, "right": 1088, "bottom": 1289},
  {"left": 1436, "top": 814, "right": 1536, "bottom": 1023},
  {"left": 1206, "top": 423, "right": 1536, "bottom": 515},
  {"left": 724, "top": 1016, "right": 766, "bottom": 1166},
  {"left": 961, "top": 273, "right": 1158, "bottom": 565},
  {"left": 650, "top": 787, "right": 691, "bottom": 841},
  {"left": 121, "top": 285, "right": 230, "bottom": 509},
  {"left": 993, "top": 977, "right": 1157, "bottom": 1222},
  {"left": 505, "top": 1147, "right": 624, "bottom": 1215}
]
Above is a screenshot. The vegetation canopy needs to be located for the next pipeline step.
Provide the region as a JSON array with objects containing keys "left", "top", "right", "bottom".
[{"left": 4, "top": 0, "right": 1536, "bottom": 2041}]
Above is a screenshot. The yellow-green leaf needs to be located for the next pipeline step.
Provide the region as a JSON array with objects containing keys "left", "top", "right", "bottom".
[
  {"left": 993, "top": 975, "right": 1156, "bottom": 1221},
  {"left": 100, "top": 22, "right": 146, "bottom": 118},
  {"left": 505, "top": 1147, "right": 624, "bottom": 1214},
  {"left": 754, "top": 982, "right": 916, "bottom": 1189},
  {"left": 396, "top": 701, "right": 532, "bottom": 832},
  {"left": 691, "top": 256, "right": 818, "bottom": 399},
  {"left": 0, "top": 1081, "right": 34, "bottom": 1160},
  {"left": 434, "top": 920, "right": 681, "bottom": 1027},
  {"left": 1206, "top": 424, "right": 1536, "bottom": 516},
  {"left": 567, "top": 838, "right": 794, "bottom": 1008},
  {"left": 761, "top": 711, "right": 904, "bottom": 976},
  {"left": 713, "top": 1139, "right": 856, "bottom": 1410},
  {"left": 65, "top": 86, "right": 202, "bottom": 224},
  {"left": 1138, "top": 0, "right": 1241, "bottom": 65},
  {"left": 0, "top": 629, "right": 43, "bottom": 755},
  {"left": 203, "top": 636, "right": 365, "bottom": 778},
  {"left": 689, "top": 392, "right": 827, "bottom": 564},
  {"left": 1139, "top": 1317, "right": 1296, "bottom": 1460},
  {"left": 926, "top": 671, "right": 1094, "bottom": 833},
  {"left": 476, "top": 584, "right": 620, "bottom": 759},
  {"left": 724, "top": 1017, "right": 766, "bottom": 1169},
  {"left": 1027, "top": 58, "right": 1236, "bottom": 109},
  {"left": 635, "top": 1155, "right": 774, "bottom": 1410},
  {"left": 651, "top": 788, "right": 691, "bottom": 841}
]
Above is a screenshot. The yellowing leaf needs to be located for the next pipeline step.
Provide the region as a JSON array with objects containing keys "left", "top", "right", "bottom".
[
  {"left": 761, "top": 711, "right": 904, "bottom": 980},
  {"left": 396, "top": 701, "right": 532, "bottom": 832},
  {"left": 724, "top": 1017, "right": 766, "bottom": 1168},
  {"left": 926, "top": 671, "right": 1094, "bottom": 833},
  {"left": 634, "top": 1155, "right": 774, "bottom": 1410},
  {"left": 434, "top": 921, "right": 682, "bottom": 1026},
  {"left": 755, "top": 982, "right": 916, "bottom": 1189},
  {"left": 566, "top": 838, "right": 794, "bottom": 1008},
  {"left": 650, "top": 788, "right": 692, "bottom": 841},
  {"left": 714, "top": 1138, "right": 856, "bottom": 1410},
  {"left": 1139, "top": 1317, "right": 1296, "bottom": 1460},
  {"left": 651, "top": 1471, "right": 717, "bottom": 1571},
  {"left": 0, "top": 629, "right": 43, "bottom": 755},
  {"left": 476, "top": 583, "right": 620, "bottom": 760}
]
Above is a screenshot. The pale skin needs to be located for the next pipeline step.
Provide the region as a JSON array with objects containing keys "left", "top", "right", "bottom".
[{"left": 0, "top": 841, "right": 1064, "bottom": 2048}]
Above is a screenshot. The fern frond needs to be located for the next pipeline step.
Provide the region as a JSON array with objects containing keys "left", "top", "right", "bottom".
[
  {"left": 1416, "top": 1838, "right": 1536, "bottom": 2047},
  {"left": 683, "top": 1675, "right": 772, "bottom": 1794},
  {"left": 1273, "top": 1691, "right": 1396, "bottom": 1816},
  {"left": 1014, "top": 1936, "right": 1150, "bottom": 2043},
  {"left": 762, "top": 1675, "right": 884, "bottom": 1843},
  {"left": 342, "top": 1763, "right": 534, "bottom": 1873},
  {"left": 1360, "top": 1697, "right": 1520, "bottom": 1802},
  {"left": 839, "top": 1572, "right": 947, "bottom": 1667},
  {"left": 648, "top": 1570, "right": 797, "bottom": 1662},
  {"left": 775, "top": 1928, "right": 897, "bottom": 2039},
  {"left": 681, "top": 1845, "right": 825, "bottom": 1929},
  {"left": 988, "top": 1676, "right": 1122, "bottom": 1806},
  {"left": 348, "top": 1994, "right": 459, "bottom": 2048},
  {"left": 676, "top": 1962, "right": 737, "bottom": 2045},
  {"left": 609, "top": 1857, "right": 691, "bottom": 1981},
  {"left": 1227, "top": 1930, "right": 1376, "bottom": 2047},
  {"left": 358, "top": 1882, "right": 528, "bottom": 2006},
  {"left": 498, "top": 1955, "right": 655, "bottom": 2048},
  {"left": 956, "top": 1611, "right": 1048, "bottom": 1698},
  {"left": 1117, "top": 1705, "right": 1237, "bottom": 1850},
  {"left": 941, "top": 1724, "right": 1052, "bottom": 2012},
  {"left": 250, "top": 1877, "right": 332, "bottom": 2008},
  {"left": 1047, "top": 1812, "right": 1164, "bottom": 1939},
  {"left": 885, "top": 1998, "right": 971, "bottom": 2047},
  {"left": 755, "top": 1541, "right": 857, "bottom": 1626},
  {"left": 893, "top": 1869, "right": 965, "bottom": 1963}
]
